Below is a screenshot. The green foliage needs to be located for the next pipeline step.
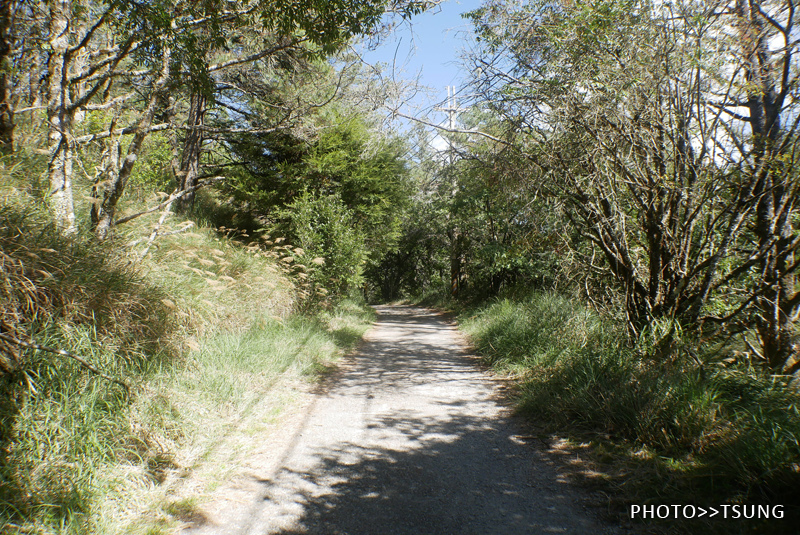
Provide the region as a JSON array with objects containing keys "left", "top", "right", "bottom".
[
  {"left": 366, "top": 199, "right": 450, "bottom": 302},
  {"left": 126, "top": 133, "right": 174, "bottom": 197},
  {"left": 220, "top": 110, "right": 411, "bottom": 299},
  {"left": 462, "top": 0, "right": 800, "bottom": 371},
  {"left": 449, "top": 154, "right": 562, "bottom": 297},
  {"left": 305, "top": 116, "right": 410, "bottom": 258},
  {"left": 284, "top": 192, "right": 367, "bottom": 297},
  {"left": 378, "top": 123, "right": 564, "bottom": 301}
]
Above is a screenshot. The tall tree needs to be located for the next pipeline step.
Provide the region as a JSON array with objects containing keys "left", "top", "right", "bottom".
[
  {"left": 0, "top": 0, "right": 14, "bottom": 153},
  {"left": 729, "top": 0, "right": 799, "bottom": 370},
  {"left": 463, "top": 0, "right": 800, "bottom": 370}
]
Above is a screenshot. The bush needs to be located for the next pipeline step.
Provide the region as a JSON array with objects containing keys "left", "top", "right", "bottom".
[{"left": 284, "top": 192, "right": 367, "bottom": 298}]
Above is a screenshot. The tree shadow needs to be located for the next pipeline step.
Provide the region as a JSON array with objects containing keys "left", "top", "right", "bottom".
[
  {"left": 244, "top": 409, "right": 610, "bottom": 535},
  {"left": 186, "top": 304, "right": 617, "bottom": 534}
]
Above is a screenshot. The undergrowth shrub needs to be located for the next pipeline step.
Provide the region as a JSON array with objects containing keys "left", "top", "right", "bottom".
[{"left": 283, "top": 192, "right": 367, "bottom": 299}]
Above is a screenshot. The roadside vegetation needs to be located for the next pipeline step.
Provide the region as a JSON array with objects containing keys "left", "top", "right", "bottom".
[
  {"left": 459, "top": 292, "right": 799, "bottom": 534},
  {"left": 0, "top": 174, "right": 376, "bottom": 533},
  {"left": 3, "top": 0, "right": 800, "bottom": 533}
]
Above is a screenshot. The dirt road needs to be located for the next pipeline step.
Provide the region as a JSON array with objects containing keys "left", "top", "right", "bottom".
[{"left": 183, "top": 305, "right": 617, "bottom": 534}]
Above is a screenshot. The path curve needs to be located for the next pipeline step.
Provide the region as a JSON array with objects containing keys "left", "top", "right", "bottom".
[{"left": 184, "top": 305, "right": 617, "bottom": 534}]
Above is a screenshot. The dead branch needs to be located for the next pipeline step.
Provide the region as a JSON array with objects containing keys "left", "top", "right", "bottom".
[
  {"left": 0, "top": 332, "right": 130, "bottom": 396},
  {"left": 139, "top": 202, "right": 175, "bottom": 259},
  {"left": 126, "top": 221, "right": 194, "bottom": 248},
  {"left": 73, "top": 123, "right": 169, "bottom": 144},
  {"left": 114, "top": 176, "right": 225, "bottom": 226},
  {"left": 387, "top": 108, "right": 511, "bottom": 146}
]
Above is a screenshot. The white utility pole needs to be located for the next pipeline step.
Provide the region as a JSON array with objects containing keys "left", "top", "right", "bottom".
[{"left": 434, "top": 86, "right": 465, "bottom": 165}]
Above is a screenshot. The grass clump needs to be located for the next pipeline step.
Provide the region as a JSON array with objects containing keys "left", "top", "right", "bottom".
[{"left": 461, "top": 291, "right": 800, "bottom": 534}]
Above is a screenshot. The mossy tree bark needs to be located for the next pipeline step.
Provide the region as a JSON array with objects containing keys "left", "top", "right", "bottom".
[{"left": 46, "top": 0, "right": 76, "bottom": 235}]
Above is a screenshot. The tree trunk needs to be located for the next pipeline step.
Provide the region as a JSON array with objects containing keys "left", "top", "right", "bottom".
[
  {"left": 176, "top": 91, "right": 206, "bottom": 212},
  {"left": 46, "top": 0, "right": 76, "bottom": 235},
  {"left": 735, "top": 0, "right": 797, "bottom": 371},
  {"left": 0, "top": 0, "right": 14, "bottom": 154},
  {"left": 94, "top": 45, "right": 172, "bottom": 240},
  {"left": 449, "top": 229, "right": 463, "bottom": 297},
  {"left": 90, "top": 133, "right": 120, "bottom": 229}
]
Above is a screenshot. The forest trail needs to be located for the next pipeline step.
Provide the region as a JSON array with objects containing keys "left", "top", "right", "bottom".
[{"left": 182, "top": 305, "right": 617, "bottom": 534}]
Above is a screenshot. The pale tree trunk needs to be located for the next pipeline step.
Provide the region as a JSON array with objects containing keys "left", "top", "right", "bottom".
[
  {"left": 0, "top": 0, "right": 14, "bottom": 154},
  {"left": 27, "top": 49, "right": 42, "bottom": 119},
  {"left": 93, "top": 45, "right": 172, "bottom": 240},
  {"left": 70, "top": 0, "right": 89, "bottom": 125},
  {"left": 46, "top": 0, "right": 76, "bottom": 235},
  {"left": 167, "top": 96, "right": 181, "bottom": 183}
]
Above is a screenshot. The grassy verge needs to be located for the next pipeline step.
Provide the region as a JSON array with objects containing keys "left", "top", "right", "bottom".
[
  {"left": 95, "top": 298, "right": 373, "bottom": 534},
  {"left": 0, "top": 180, "right": 374, "bottom": 533},
  {"left": 1, "top": 195, "right": 176, "bottom": 533},
  {"left": 459, "top": 291, "right": 800, "bottom": 534}
]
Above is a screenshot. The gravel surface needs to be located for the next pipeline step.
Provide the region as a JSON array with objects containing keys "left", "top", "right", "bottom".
[{"left": 183, "top": 305, "right": 619, "bottom": 534}]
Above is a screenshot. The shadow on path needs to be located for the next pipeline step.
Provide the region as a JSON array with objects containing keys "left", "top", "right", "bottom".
[
  {"left": 256, "top": 411, "right": 594, "bottom": 535},
  {"left": 188, "top": 306, "right": 615, "bottom": 535}
]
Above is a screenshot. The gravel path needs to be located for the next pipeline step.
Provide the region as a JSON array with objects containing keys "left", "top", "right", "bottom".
[{"left": 184, "top": 305, "right": 617, "bottom": 534}]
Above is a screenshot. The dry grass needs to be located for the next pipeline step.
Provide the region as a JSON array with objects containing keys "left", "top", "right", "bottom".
[{"left": 0, "top": 184, "right": 177, "bottom": 533}]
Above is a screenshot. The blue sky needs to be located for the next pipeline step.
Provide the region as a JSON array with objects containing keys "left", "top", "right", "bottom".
[{"left": 356, "top": 0, "right": 483, "bottom": 118}]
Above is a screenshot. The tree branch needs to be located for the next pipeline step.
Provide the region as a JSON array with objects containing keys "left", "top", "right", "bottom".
[
  {"left": 114, "top": 176, "right": 226, "bottom": 226},
  {"left": 388, "top": 108, "right": 511, "bottom": 146},
  {"left": 0, "top": 332, "right": 130, "bottom": 396},
  {"left": 74, "top": 123, "right": 170, "bottom": 144}
]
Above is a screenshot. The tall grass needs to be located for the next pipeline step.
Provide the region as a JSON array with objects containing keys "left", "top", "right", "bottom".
[
  {"left": 95, "top": 299, "right": 374, "bottom": 534},
  {"left": 1, "top": 173, "right": 376, "bottom": 533},
  {"left": 0, "top": 193, "right": 175, "bottom": 532},
  {"left": 461, "top": 291, "right": 800, "bottom": 533}
]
